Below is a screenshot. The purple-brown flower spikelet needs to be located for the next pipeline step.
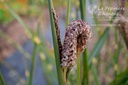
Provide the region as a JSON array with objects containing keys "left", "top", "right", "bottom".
[{"left": 61, "top": 20, "right": 91, "bottom": 69}]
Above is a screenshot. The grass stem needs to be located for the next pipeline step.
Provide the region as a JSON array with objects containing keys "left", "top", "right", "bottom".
[
  {"left": 92, "top": 66, "right": 100, "bottom": 85},
  {"left": 27, "top": 43, "right": 37, "bottom": 85},
  {"left": 82, "top": 49, "right": 89, "bottom": 85},
  {"left": 79, "top": 0, "right": 89, "bottom": 85},
  {"left": 47, "top": 0, "right": 65, "bottom": 84},
  {"left": 77, "top": 54, "right": 81, "bottom": 85},
  {"left": 66, "top": 0, "right": 71, "bottom": 27},
  {"left": 0, "top": 72, "right": 6, "bottom": 85}
]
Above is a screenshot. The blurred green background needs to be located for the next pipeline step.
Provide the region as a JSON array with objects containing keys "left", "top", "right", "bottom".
[{"left": 0, "top": 0, "right": 128, "bottom": 85}]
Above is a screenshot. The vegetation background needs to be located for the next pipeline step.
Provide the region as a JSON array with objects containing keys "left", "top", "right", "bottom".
[{"left": 0, "top": 0, "right": 128, "bottom": 85}]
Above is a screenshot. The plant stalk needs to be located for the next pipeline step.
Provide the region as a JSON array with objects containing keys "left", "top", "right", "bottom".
[
  {"left": 27, "top": 43, "right": 37, "bottom": 85},
  {"left": 47, "top": 0, "right": 65, "bottom": 85},
  {"left": 92, "top": 66, "right": 100, "bottom": 85},
  {"left": 77, "top": 53, "right": 81, "bottom": 85},
  {"left": 79, "top": 0, "right": 89, "bottom": 85},
  {"left": 82, "top": 49, "right": 89, "bottom": 85},
  {"left": 66, "top": 0, "right": 71, "bottom": 27},
  {"left": 0, "top": 72, "right": 6, "bottom": 85}
]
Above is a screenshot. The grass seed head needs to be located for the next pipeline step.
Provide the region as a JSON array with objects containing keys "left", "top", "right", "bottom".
[{"left": 61, "top": 20, "right": 91, "bottom": 69}]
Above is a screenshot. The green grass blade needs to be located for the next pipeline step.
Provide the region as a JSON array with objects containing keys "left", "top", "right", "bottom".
[
  {"left": 36, "top": 24, "right": 57, "bottom": 84},
  {"left": 3, "top": 2, "right": 49, "bottom": 49},
  {"left": 113, "top": 42, "right": 122, "bottom": 76},
  {"left": 47, "top": 0, "right": 65, "bottom": 85},
  {"left": 27, "top": 43, "right": 37, "bottom": 85},
  {"left": 39, "top": 51, "right": 57, "bottom": 85},
  {"left": 79, "top": 0, "right": 85, "bottom": 20},
  {"left": 77, "top": 55, "right": 81, "bottom": 85},
  {"left": 82, "top": 49, "right": 89, "bottom": 85},
  {"left": 3, "top": 2, "right": 32, "bottom": 39},
  {"left": 65, "top": 0, "right": 72, "bottom": 82},
  {"left": 79, "top": 0, "right": 89, "bottom": 85},
  {"left": 0, "top": 72, "right": 6, "bottom": 85},
  {"left": 109, "top": 68, "right": 128, "bottom": 85},
  {"left": 88, "top": 10, "right": 120, "bottom": 66},
  {"left": 88, "top": 27, "right": 109, "bottom": 65},
  {"left": 92, "top": 66, "right": 100, "bottom": 85},
  {"left": 66, "top": 0, "right": 71, "bottom": 27}
]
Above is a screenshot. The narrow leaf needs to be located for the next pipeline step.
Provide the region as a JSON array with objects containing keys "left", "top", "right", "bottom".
[
  {"left": 47, "top": 0, "right": 65, "bottom": 84},
  {"left": 109, "top": 68, "right": 128, "bottom": 85},
  {"left": 0, "top": 72, "right": 6, "bottom": 85},
  {"left": 66, "top": 0, "right": 71, "bottom": 27}
]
